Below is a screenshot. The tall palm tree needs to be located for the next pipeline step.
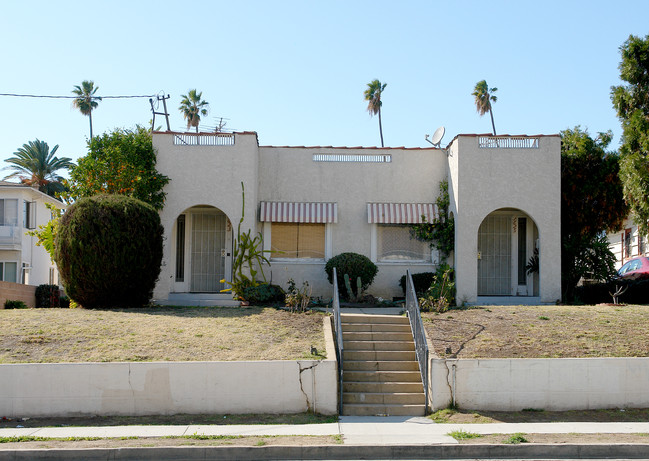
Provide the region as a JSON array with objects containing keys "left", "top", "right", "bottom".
[
  {"left": 472, "top": 80, "right": 498, "bottom": 135},
  {"left": 3, "top": 140, "right": 74, "bottom": 197},
  {"left": 179, "top": 89, "right": 209, "bottom": 133},
  {"left": 364, "top": 79, "right": 387, "bottom": 147},
  {"left": 72, "top": 80, "right": 101, "bottom": 139}
]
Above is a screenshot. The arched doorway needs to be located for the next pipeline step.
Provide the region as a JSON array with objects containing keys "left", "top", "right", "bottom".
[
  {"left": 477, "top": 209, "right": 539, "bottom": 297},
  {"left": 172, "top": 205, "right": 233, "bottom": 293}
]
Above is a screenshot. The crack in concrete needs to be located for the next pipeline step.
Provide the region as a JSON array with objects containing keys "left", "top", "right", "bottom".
[{"left": 297, "top": 361, "right": 321, "bottom": 412}]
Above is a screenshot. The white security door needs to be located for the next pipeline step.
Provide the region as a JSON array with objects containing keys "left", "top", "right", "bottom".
[
  {"left": 478, "top": 215, "right": 512, "bottom": 296},
  {"left": 190, "top": 212, "right": 226, "bottom": 292}
]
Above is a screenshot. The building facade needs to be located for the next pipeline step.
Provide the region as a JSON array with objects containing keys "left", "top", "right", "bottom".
[
  {"left": 152, "top": 132, "right": 562, "bottom": 305},
  {"left": 0, "top": 181, "right": 62, "bottom": 286}
]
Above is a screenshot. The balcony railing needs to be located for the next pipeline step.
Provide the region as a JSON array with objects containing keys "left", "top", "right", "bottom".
[
  {"left": 478, "top": 136, "right": 539, "bottom": 149},
  {"left": 173, "top": 133, "right": 235, "bottom": 146},
  {"left": 0, "top": 226, "right": 21, "bottom": 246}
]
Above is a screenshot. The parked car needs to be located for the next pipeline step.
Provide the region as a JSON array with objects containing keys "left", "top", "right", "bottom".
[{"left": 616, "top": 257, "right": 649, "bottom": 281}]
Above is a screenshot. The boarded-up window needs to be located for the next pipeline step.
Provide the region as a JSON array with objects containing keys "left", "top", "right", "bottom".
[
  {"left": 271, "top": 223, "right": 325, "bottom": 259},
  {"left": 377, "top": 224, "right": 429, "bottom": 261}
]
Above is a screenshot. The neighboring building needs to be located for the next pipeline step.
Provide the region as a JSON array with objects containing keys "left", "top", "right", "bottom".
[
  {"left": 0, "top": 181, "right": 62, "bottom": 286},
  {"left": 608, "top": 218, "right": 648, "bottom": 269},
  {"left": 152, "top": 131, "right": 562, "bottom": 306}
]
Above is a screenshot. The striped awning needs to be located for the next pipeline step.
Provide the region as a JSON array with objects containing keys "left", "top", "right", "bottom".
[
  {"left": 367, "top": 203, "right": 439, "bottom": 224},
  {"left": 259, "top": 201, "right": 338, "bottom": 223}
]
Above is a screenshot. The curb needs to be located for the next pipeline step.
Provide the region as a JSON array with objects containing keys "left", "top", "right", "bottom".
[{"left": 2, "top": 443, "right": 649, "bottom": 460}]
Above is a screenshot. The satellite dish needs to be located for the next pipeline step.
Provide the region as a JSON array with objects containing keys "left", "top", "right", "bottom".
[{"left": 430, "top": 126, "right": 445, "bottom": 147}]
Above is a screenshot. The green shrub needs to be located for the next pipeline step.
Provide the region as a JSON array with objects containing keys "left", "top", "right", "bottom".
[
  {"left": 325, "top": 252, "right": 378, "bottom": 299},
  {"left": 54, "top": 194, "right": 163, "bottom": 309},
  {"left": 35, "top": 284, "right": 61, "bottom": 308},
  {"left": 418, "top": 264, "right": 456, "bottom": 312},
  {"left": 239, "top": 283, "right": 285, "bottom": 304},
  {"left": 4, "top": 300, "right": 27, "bottom": 309},
  {"left": 59, "top": 295, "right": 70, "bottom": 309},
  {"left": 399, "top": 272, "right": 435, "bottom": 296}
]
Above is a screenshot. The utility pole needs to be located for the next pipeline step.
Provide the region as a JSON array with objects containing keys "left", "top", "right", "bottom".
[{"left": 150, "top": 94, "right": 171, "bottom": 131}]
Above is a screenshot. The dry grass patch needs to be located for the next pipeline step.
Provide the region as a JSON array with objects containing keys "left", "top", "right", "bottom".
[
  {"left": 0, "top": 307, "right": 326, "bottom": 363},
  {"left": 423, "top": 304, "right": 649, "bottom": 358},
  {"left": 431, "top": 407, "right": 649, "bottom": 424}
]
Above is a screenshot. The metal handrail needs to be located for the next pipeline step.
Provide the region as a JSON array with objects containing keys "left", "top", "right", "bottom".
[
  {"left": 405, "top": 269, "right": 429, "bottom": 414},
  {"left": 332, "top": 267, "right": 344, "bottom": 415}
]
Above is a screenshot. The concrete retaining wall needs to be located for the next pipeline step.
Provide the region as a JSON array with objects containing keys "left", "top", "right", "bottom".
[
  {"left": 0, "top": 281, "right": 36, "bottom": 308},
  {"left": 430, "top": 357, "right": 649, "bottom": 411},
  {"left": 0, "top": 318, "right": 338, "bottom": 417}
]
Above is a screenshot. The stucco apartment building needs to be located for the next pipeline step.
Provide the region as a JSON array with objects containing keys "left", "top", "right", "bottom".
[
  {"left": 152, "top": 131, "right": 562, "bottom": 306},
  {"left": 0, "top": 181, "right": 62, "bottom": 286},
  {"left": 608, "top": 218, "right": 648, "bottom": 269}
]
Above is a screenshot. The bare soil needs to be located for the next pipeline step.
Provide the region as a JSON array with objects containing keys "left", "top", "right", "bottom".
[
  {"left": 423, "top": 304, "right": 649, "bottom": 358},
  {"left": 430, "top": 407, "right": 649, "bottom": 424},
  {"left": 0, "top": 306, "right": 326, "bottom": 363},
  {"left": 0, "top": 413, "right": 337, "bottom": 429},
  {"left": 456, "top": 433, "right": 649, "bottom": 444},
  {"left": 0, "top": 435, "right": 339, "bottom": 450}
]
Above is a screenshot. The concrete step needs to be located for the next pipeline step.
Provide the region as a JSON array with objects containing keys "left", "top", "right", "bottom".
[
  {"left": 343, "top": 371, "right": 422, "bottom": 383},
  {"left": 343, "top": 350, "right": 417, "bottom": 362},
  {"left": 343, "top": 360, "right": 420, "bottom": 372},
  {"left": 342, "top": 323, "right": 412, "bottom": 333},
  {"left": 343, "top": 331, "right": 414, "bottom": 342},
  {"left": 341, "top": 314, "right": 409, "bottom": 324},
  {"left": 343, "top": 340, "right": 415, "bottom": 352},
  {"left": 343, "top": 392, "right": 426, "bottom": 405},
  {"left": 342, "top": 404, "right": 426, "bottom": 416},
  {"left": 343, "top": 381, "right": 424, "bottom": 394}
]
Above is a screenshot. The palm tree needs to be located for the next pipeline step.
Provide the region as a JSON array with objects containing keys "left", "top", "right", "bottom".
[
  {"left": 179, "top": 89, "right": 209, "bottom": 133},
  {"left": 364, "top": 79, "right": 387, "bottom": 147},
  {"left": 472, "top": 80, "right": 498, "bottom": 135},
  {"left": 3, "top": 140, "right": 74, "bottom": 197},
  {"left": 72, "top": 80, "right": 101, "bottom": 139}
]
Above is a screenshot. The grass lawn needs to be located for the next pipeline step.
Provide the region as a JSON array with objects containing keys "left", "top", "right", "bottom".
[
  {"left": 0, "top": 306, "right": 326, "bottom": 363},
  {"left": 423, "top": 304, "right": 649, "bottom": 358}
]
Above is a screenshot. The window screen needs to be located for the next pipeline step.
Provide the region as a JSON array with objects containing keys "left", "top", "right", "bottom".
[
  {"left": 271, "top": 223, "right": 325, "bottom": 259},
  {"left": 377, "top": 224, "right": 429, "bottom": 261}
]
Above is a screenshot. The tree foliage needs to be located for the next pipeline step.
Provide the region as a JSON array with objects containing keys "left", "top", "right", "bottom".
[
  {"left": 179, "top": 89, "right": 209, "bottom": 133},
  {"left": 472, "top": 80, "right": 498, "bottom": 135},
  {"left": 410, "top": 180, "right": 455, "bottom": 260},
  {"left": 72, "top": 80, "right": 101, "bottom": 139},
  {"left": 611, "top": 34, "right": 649, "bottom": 238},
  {"left": 2, "top": 139, "right": 73, "bottom": 197},
  {"left": 65, "top": 126, "right": 170, "bottom": 210},
  {"left": 364, "top": 79, "right": 387, "bottom": 147},
  {"left": 560, "top": 127, "right": 627, "bottom": 301},
  {"left": 54, "top": 195, "right": 163, "bottom": 309}
]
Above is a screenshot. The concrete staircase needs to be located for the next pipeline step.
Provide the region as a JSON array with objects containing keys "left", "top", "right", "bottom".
[{"left": 341, "top": 313, "right": 426, "bottom": 416}]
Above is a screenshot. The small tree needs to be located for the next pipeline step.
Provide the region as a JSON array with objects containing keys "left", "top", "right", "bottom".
[
  {"left": 611, "top": 34, "right": 649, "bottom": 238},
  {"left": 560, "top": 127, "right": 627, "bottom": 301},
  {"left": 325, "top": 252, "right": 378, "bottom": 300},
  {"left": 65, "top": 126, "right": 170, "bottom": 210},
  {"left": 54, "top": 195, "right": 163, "bottom": 308}
]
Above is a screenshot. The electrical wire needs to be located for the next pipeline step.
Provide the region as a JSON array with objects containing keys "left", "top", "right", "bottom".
[{"left": 0, "top": 93, "right": 155, "bottom": 99}]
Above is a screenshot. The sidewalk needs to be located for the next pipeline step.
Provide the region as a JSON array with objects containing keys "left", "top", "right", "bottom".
[{"left": 3, "top": 415, "right": 649, "bottom": 444}]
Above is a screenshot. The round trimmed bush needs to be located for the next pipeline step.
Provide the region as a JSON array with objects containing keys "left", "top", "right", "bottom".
[
  {"left": 54, "top": 195, "right": 163, "bottom": 309},
  {"left": 325, "top": 252, "right": 378, "bottom": 298}
]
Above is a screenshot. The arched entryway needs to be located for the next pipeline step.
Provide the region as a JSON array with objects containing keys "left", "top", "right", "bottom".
[
  {"left": 172, "top": 205, "right": 233, "bottom": 293},
  {"left": 477, "top": 208, "right": 539, "bottom": 297}
]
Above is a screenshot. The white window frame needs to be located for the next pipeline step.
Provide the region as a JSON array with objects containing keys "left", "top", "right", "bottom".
[
  {"left": 0, "top": 260, "right": 19, "bottom": 283},
  {"left": 263, "top": 222, "right": 332, "bottom": 263},
  {"left": 371, "top": 224, "right": 433, "bottom": 265}
]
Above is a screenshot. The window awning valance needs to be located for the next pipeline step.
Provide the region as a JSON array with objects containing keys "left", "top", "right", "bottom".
[
  {"left": 367, "top": 203, "right": 439, "bottom": 224},
  {"left": 259, "top": 201, "right": 338, "bottom": 223}
]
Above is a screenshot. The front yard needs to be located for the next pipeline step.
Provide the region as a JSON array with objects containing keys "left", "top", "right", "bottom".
[
  {"left": 423, "top": 304, "right": 649, "bottom": 358},
  {"left": 0, "top": 306, "right": 326, "bottom": 363}
]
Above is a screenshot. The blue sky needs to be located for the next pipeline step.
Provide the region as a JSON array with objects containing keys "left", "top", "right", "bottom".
[{"left": 1, "top": 0, "right": 648, "bottom": 169}]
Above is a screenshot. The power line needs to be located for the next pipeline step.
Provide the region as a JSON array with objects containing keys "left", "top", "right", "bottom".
[{"left": 0, "top": 93, "right": 155, "bottom": 99}]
